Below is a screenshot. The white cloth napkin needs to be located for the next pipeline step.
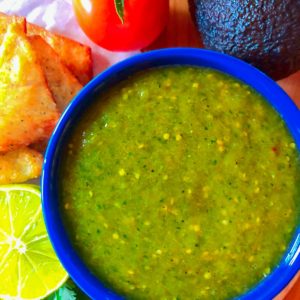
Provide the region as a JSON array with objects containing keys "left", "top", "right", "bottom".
[{"left": 0, "top": 0, "right": 139, "bottom": 75}]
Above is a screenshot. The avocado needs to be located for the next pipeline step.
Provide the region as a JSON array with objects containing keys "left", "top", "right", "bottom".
[{"left": 190, "top": 0, "right": 300, "bottom": 80}]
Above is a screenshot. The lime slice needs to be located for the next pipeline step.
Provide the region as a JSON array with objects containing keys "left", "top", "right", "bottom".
[{"left": 0, "top": 185, "right": 68, "bottom": 300}]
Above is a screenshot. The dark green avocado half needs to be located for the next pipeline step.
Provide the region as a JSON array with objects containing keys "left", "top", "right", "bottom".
[{"left": 189, "top": 0, "right": 300, "bottom": 80}]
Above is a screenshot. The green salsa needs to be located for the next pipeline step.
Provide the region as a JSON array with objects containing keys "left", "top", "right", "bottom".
[{"left": 60, "top": 67, "right": 300, "bottom": 299}]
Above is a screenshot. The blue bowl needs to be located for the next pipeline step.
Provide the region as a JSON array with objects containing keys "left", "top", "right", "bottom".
[{"left": 42, "top": 48, "right": 300, "bottom": 300}]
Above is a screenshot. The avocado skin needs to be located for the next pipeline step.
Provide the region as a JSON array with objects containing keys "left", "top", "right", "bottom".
[{"left": 191, "top": 0, "right": 300, "bottom": 80}]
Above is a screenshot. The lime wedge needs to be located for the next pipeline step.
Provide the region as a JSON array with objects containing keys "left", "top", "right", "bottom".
[{"left": 0, "top": 185, "right": 68, "bottom": 299}]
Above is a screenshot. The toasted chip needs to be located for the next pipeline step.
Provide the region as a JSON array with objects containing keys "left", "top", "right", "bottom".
[
  {"left": 0, "top": 12, "right": 93, "bottom": 85},
  {"left": 27, "top": 22, "right": 93, "bottom": 85},
  {"left": 0, "top": 12, "right": 25, "bottom": 42},
  {"left": 0, "top": 147, "right": 43, "bottom": 184},
  {"left": 0, "top": 22, "right": 59, "bottom": 152},
  {"left": 30, "top": 139, "right": 49, "bottom": 154},
  {"left": 29, "top": 35, "right": 83, "bottom": 112}
]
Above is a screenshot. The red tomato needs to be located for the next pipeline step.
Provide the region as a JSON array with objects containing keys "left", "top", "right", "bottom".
[{"left": 72, "top": 0, "right": 169, "bottom": 51}]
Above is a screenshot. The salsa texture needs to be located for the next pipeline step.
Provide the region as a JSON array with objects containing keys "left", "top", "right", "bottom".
[{"left": 60, "top": 67, "right": 300, "bottom": 299}]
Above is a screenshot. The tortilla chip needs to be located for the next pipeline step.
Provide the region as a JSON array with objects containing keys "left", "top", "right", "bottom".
[
  {"left": 27, "top": 22, "right": 93, "bottom": 85},
  {"left": 0, "top": 12, "right": 93, "bottom": 85},
  {"left": 0, "top": 147, "right": 43, "bottom": 184},
  {"left": 29, "top": 35, "right": 83, "bottom": 112},
  {"left": 0, "top": 12, "right": 25, "bottom": 42},
  {"left": 0, "top": 22, "right": 59, "bottom": 152},
  {"left": 30, "top": 139, "right": 49, "bottom": 154}
]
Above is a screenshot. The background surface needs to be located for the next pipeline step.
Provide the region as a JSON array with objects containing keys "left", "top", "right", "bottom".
[{"left": 0, "top": 0, "right": 299, "bottom": 298}]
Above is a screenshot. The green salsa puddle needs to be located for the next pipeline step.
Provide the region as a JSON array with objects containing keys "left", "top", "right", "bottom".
[{"left": 60, "top": 67, "right": 300, "bottom": 299}]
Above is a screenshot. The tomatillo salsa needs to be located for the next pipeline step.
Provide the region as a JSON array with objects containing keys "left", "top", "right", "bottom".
[{"left": 60, "top": 67, "right": 300, "bottom": 299}]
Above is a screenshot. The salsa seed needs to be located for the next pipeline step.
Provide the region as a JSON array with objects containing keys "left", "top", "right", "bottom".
[
  {"left": 140, "top": 90, "right": 149, "bottom": 98},
  {"left": 204, "top": 272, "right": 212, "bottom": 279},
  {"left": 192, "top": 82, "right": 199, "bottom": 88},
  {"left": 189, "top": 225, "right": 201, "bottom": 232},
  {"left": 202, "top": 186, "right": 209, "bottom": 192},
  {"left": 183, "top": 176, "right": 190, "bottom": 182},
  {"left": 185, "top": 249, "right": 192, "bottom": 254},
  {"left": 264, "top": 267, "right": 271, "bottom": 276},
  {"left": 163, "top": 133, "right": 170, "bottom": 140},
  {"left": 164, "top": 79, "right": 172, "bottom": 87},
  {"left": 221, "top": 210, "right": 227, "bottom": 216},
  {"left": 112, "top": 233, "right": 119, "bottom": 239},
  {"left": 280, "top": 245, "right": 287, "bottom": 251},
  {"left": 244, "top": 223, "right": 250, "bottom": 230},
  {"left": 175, "top": 134, "right": 182, "bottom": 141},
  {"left": 119, "top": 169, "right": 126, "bottom": 176},
  {"left": 240, "top": 173, "right": 247, "bottom": 181}
]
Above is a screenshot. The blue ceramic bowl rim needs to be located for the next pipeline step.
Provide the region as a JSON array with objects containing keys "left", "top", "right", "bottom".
[{"left": 42, "top": 48, "right": 300, "bottom": 300}]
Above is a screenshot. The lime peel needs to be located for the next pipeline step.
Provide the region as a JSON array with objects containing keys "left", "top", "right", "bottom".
[{"left": 0, "top": 184, "right": 68, "bottom": 300}]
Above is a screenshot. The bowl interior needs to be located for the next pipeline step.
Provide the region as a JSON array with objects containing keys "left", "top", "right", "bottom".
[{"left": 42, "top": 48, "right": 300, "bottom": 300}]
